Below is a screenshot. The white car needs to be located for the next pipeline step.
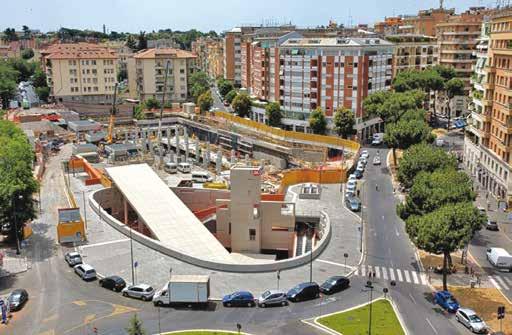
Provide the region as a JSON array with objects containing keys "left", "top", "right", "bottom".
[
  {"left": 358, "top": 157, "right": 368, "bottom": 166},
  {"left": 360, "top": 150, "right": 369, "bottom": 159},
  {"left": 455, "top": 308, "right": 487, "bottom": 333},
  {"left": 348, "top": 174, "right": 357, "bottom": 183},
  {"left": 74, "top": 264, "right": 96, "bottom": 281},
  {"left": 65, "top": 252, "right": 82, "bottom": 266},
  {"left": 122, "top": 284, "right": 155, "bottom": 301},
  {"left": 346, "top": 182, "right": 357, "bottom": 194},
  {"left": 373, "top": 156, "right": 381, "bottom": 165},
  {"left": 357, "top": 162, "right": 365, "bottom": 171}
]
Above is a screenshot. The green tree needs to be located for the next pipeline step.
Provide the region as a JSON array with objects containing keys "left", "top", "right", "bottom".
[
  {"left": 444, "top": 78, "right": 465, "bottom": 129},
  {"left": 362, "top": 90, "right": 391, "bottom": 118},
  {"left": 117, "top": 67, "right": 128, "bottom": 82},
  {"left": 399, "top": 168, "right": 476, "bottom": 220},
  {"left": 0, "top": 121, "right": 39, "bottom": 245},
  {"left": 265, "top": 102, "right": 283, "bottom": 127},
  {"left": 35, "top": 86, "right": 50, "bottom": 102},
  {"left": 137, "top": 31, "right": 147, "bottom": 51},
  {"left": 126, "top": 35, "right": 137, "bottom": 51},
  {"left": 22, "top": 25, "right": 31, "bottom": 39},
  {"left": 2, "top": 28, "right": 18, "bottom": 42},
  {"left": 189, "top": 71, "right": 209, "bottom": 89},
  {"left": 333, "top": 107, "right": 355, "bottom": 139},
  {"left": 191, "top": 83, "right": 209, "bottom": 103},
  {"left": 232, "top": 93, "right": 251, "bottom": 117},
  {"left": 7, "top": 58, "right": 36, "bottom": 82},
  {"left": 21, "top": 48, "right": 34, "bottom": 60},
  {"left": 405, "top": 202, "right": 485, "bottom": 290},
  {"left": 225, "top": 89, "right": 237, "bottom": 104},
  {"left": 197, "top": 90, "right": 213, "bottom": 113},
  {"left": 384, "top": 118, "right": 434, "bottom": 166},
  {"left": 397, "top": 143, "right": 457, "bottom": 188},
  {"left": 217, "top": 78, "right": 234, "bottom": 98},
  {"left": 363, "top": 90, "right": 424, "bottom": 124},
  {"left": 309, "top": 108, "right": 327, "bottom": 135},
  {"left": 126, "top": 314, "right": 146, "bottom": 335},
  {"left": 144, "top": 97, "right": 160, "bottom": 110},
  {"left": 433, "top": 65, "right": 456, "bottom": 82},
  {"left": 0, "top": 77, "right": 17, "bottom": 109},
  {"left": 133, "top": 105, "right": 145, "bottom": 120}
]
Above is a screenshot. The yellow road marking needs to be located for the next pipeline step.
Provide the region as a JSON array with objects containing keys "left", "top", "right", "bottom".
[
  {"left": 42, "top": 314, "right": 58, "bottom": 323},
  {"left": 110, "top": 304, "right": 138, "bottom": 316},
  {"left": 38, "top": 330, "right": 55, "bottom": 335},
  {"left": 72, "top": 300, "right": 87, "bottom": 306},
  {"left": 84, "top": 314, "right": 96, "bottom": 323}
]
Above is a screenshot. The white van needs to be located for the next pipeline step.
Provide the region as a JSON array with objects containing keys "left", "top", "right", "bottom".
[
  {"left": 164, "top": 162, "right": 178, "bottom": 174},
  {"left": 177, "top": 162, "right": 191, "bottom": 173},
  {"left": 486, "top": 247, "right": 512, "bottom": 271},
  {"left": 191, "top": 171, "right": 213, "bottom": 183}
]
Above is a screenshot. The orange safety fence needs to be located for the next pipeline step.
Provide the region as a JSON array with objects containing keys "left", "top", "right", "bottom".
[
  {"left": 278, "top": 167, "right": 348, "bottom": 194},
  {"left": 261, "top": 193, "right": 285, "bottom": 201},
  {"left": 215, "top": 111, "right": 360, "bottom": 152},
  {"left": 193, "top": 204, "right": 228, "bottom": 221},
  {"left": 69, "top": 156, "right": 102, "bottom": 185}
]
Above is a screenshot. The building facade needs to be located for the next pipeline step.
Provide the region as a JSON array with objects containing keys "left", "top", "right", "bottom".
[
  {"left": 40, "top": 43, "right": 118, "bottom": 104},
  {"left": 127, "top": 48, "right": 197, "bottom": 102},
  {"left": 191, "top": 37, "right": 224, "bottom": 79},
  {"left": 387, "top": 35, "right": 438, "bottom": 77},
  {"left": 223, "top": 28, "right": 243, "bottom": 86},
  {"left": 402, "top": 7, "right": 455, "bottom": 36}
]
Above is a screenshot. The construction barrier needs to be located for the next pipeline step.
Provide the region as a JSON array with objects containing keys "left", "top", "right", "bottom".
[
  {"left": 278, "top": 168, "right": 348, "bottom": 194},
  {"left": 215, "top": 111, "right": 360, "bottom": 152},
  {"left": 68, "top": 156, "right": 102, "bottom": 185}
]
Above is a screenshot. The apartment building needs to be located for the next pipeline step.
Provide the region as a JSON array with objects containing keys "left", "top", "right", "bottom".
[
  {"left": 402, "top": 7, "right": 455, "bottom": 36},
  {"left": 374, "top": 17, "right": 404, "bottom": 35},
  {"left": 127, "top": 48, "right": 197, "bottom": 102},
  {"left": 192, "top": 37, "right": 224, "bottom": 79},
  {"left": 387, "top": 35, "right": 438, "bottom": 77},
  {"left": 40, "top": 43, "right": 118, "bottom": 104},
  {"left": 224, "top": 28, "right": 243, "bottom": 86}
]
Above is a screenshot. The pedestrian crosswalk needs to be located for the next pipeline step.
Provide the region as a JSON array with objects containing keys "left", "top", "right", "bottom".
[
  {"left": 489, "top": 274, "right": 512, "bottom": 291},
  {"left": 355, "top": 265, "right": 429, "bottom": 286}
]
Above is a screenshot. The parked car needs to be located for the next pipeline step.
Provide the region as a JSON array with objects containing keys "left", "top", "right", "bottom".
[
  {"left": 372, "top": 133, "right": 384, "bottom": 146},
  {"left": 486, "top": 220, "right": 499, "bottom": 231},
  {"left": 122, "top": 284, "right": 155, "bottom": 301},
  {"left": 8, "top": 289, "right": 28, "bottom": 311},
  {"left": 456, "top": 308, "right": 487, "bottom": 333},
  {"left": 222, "top": 291, "right": 255, "bottom": 307},
  {"left": 354, "top": 169, "right": 363, "bottom": 179},
  {"left": 358, "top": 157, "right": 368, "bottom": 166},
  {"left": 357, "top": 162, "right": 365, "bottom": 171},
  {"left": 433, "top": 291, "right": 459, "bottom": 312},
  {"left": 64, "top": 252, "right": 82, "bottom": 266},
  {"left": 486, "top": 247, "right": 512, "bottom": 271},
  {"left": 99, "top": 275, "right": 126, "bottom": 292},
  {"left": 360, "top": 150, "right": 369, "bottom": 159},
  {"left": 345, "top": 196, "right": 361, "bottom": 212},
  {"left": 73, "top": 264, "right": 97, "bottom": 281},
  {"left": 287, "top": 282, "right": 320, "bottom": 302},
  {"left": 348, "top": 174, "right": 357, "bottom": 183},
  {"left": 257, "top": 290, "right": 288, "bottom": 307},
  {"left": 320, "top": 276, "right": 350, "bottom": 295},
  {"left": 345, "top": 189, "right": 356, "bottom": 198},
  {"left": 223, "top": 101, "right": 230, "bottom": 106},
  {"left": 373, "top": 156, "right": 381, "bottom": 165}
]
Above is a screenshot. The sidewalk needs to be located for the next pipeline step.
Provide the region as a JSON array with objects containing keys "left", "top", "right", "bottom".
[{"left": 0, "top": 249, "right": 28, "bottom": 278}]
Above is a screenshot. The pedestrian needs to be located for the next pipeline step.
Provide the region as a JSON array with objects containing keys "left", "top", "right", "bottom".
[
  {"left": 373, "top": 272, "right": 376, "bottom": 278},
  {"left": 368, "top": 271, "right": 372, "bottom": 278},
  {"left": 375, "top": 184, "right": 379, "bottom": 191}
]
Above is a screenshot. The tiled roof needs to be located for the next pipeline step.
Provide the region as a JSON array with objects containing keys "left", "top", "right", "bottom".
[
  {"left": 42, "top": 42, "right": 117, "bottom": 59},
  {"left": 134, "top": 48, "right": 197, "bottom": 59}
]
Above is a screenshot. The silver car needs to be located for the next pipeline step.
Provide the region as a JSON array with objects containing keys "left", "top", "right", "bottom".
[
  {"left": 258, "top": 290, "right": 288, "bottom": 307},
  {"left": 455, "top": 308, "right": 487, "bottom": 333},
  {"left": 73, "top": 264, "right": 96, "bottom": 281},
  {"left": 65, "top": 252, "right": 82, "bottom": 266},
  {"left": 122, "top": 284, "right": 155, "bottom": 301}
]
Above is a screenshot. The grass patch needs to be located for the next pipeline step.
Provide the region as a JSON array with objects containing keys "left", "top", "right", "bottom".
[
  {"left": 163, "top": 331, "right": 246, "bottom": 335},
  {"left": 318, "top": 299, "right": 405, "bottom": 335}
]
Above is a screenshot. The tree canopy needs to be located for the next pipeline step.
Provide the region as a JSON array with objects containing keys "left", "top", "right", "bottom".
[
  {"left": 189, "top": 71, "right": 210, "bottom": 102},
  {"left": 217, "top": 78, "right": 234, "bottom": 98},
  {"left": 144, "top": 97, "right": 161, "bottom": 110},
  {"left": 333, "top": 107, "right": 355, "bottom": 139},
  {"left": 137, "top": 31, "right": 148, "bottom": 51},
  {"left": 308, "top": 108, "right": 327, "bottom": 135},
  {"left": 225, "top": 89, "right": 237, "bottom": 104},
  {"left": 232, "top": 93, "right": 251, "bottom": 117},
  {"left": 265, "top": 102, "right": 283, "bottom": 127},
  {"left": 197, "top": 90, "right": 213, "bottom": 113},
  {"left": 363, "top": 90, "right": 425, "bottom": 123},
  {"left": 21, "top": 48, "right": 34, "bottom": 60},
  {"left": 445, "top": 78, "right": 465, "bottom": 99},
  {"left": 384, "top": 118, "right": 434, "bottom": 166}
]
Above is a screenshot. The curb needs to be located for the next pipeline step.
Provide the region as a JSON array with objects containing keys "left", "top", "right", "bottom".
[
  {"left": 340, "top": 183, "right": 366, "bottom": 272},
  {"left": 156, "top": 331, "right": 253, "bottom": 335}
]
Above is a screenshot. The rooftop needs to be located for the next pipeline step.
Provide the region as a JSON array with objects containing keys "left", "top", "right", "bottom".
[
  {"left": 134, "top": 48, "right": 197, "bottom": 59},
  {"left": 42, "top": 42, "right": 117, "bottom": 60},
  {"left": 280, "top": 37, "right": 393, "bottom": 47}
]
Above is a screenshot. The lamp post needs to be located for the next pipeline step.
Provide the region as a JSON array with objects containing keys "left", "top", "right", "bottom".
[
  {"left": 11, "top": 194, "right": 23, "bottom": 255},
  {"left": 343, "top": 253, "right": 349, "bottom": 275},
  {"left": 129, "top": 223, "right": 135, "bottom": 285},
  {"left": 277, "top": 270, "right": 281, "bottom": 290},
  {"left": 364, "top": 280, "right": 374, "bottom": 335},
  {"left": 305, "top": 222, "right": 315, "bottom": 283}
]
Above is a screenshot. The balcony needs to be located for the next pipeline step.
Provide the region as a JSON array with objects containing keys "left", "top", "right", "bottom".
[{"left": 467, "top": 124, "right": 490, "bottom": 139}]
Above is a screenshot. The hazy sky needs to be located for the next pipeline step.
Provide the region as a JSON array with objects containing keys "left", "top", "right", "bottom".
[{"left": 2, "top": 0, "right": 488, "bottom": 33}]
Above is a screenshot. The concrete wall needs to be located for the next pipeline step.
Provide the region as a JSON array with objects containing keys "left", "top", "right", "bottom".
[
  {"left": 171, "top": 187, "right": 230, "bottom": 212},
  {"left": 253, "top": 150, "right": 287, "bottom": 169},
  {"left": 90, "top": 188, "right": 331, "bottom": 272},
  {"left": 260, "top": 201, "right": 295, "bottom": 252}
]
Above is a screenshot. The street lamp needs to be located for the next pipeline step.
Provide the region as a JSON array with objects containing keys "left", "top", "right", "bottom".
[
  {"left": 305, "top": 222, "right": 315, "bottom": 283},
  {"left": 343, "top": 253, "right": 349, "bottom": 275},
  {"left": 364, "top": 280, "right": 374, "bottom": 335},
  {"left": 129, "top": 223, "right": 135, "bottom": 285},
  {"left": 11, "top": 194, "right": 23, "bottom": 255}
]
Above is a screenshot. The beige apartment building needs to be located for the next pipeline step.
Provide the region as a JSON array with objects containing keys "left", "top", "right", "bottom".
[
  {"left": 402, "top": 7, "right": 455, "bottom": 36},
  {"left": 191, "top": 37, "right": 224, "bottom": 79},
  {"left": 40, "top": 43, "right": 118, "bottom": 104},
  {"left": 127, "top": 48, "right": 197, "bottom": 102},
  {"left": 387, "top": 35, "right": 438, "bottom": 77}
]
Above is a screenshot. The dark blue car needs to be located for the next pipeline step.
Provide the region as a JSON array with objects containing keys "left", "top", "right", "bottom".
[
  {"left": 434, "top": 290, "right": 459, "bottom": 312},
  {"left": 222, "top": 291, "right": 255, "bottom": 307}
]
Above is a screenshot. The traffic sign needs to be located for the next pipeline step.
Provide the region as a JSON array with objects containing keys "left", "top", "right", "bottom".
[
  {"left": 498, "top": 306, "right": 506, "bottom": 319},
  {"left": 134, "top": 261, "right": 138, "bottom": 268}
]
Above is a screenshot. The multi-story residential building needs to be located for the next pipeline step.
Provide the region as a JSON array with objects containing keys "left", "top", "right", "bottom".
[
  {"left": 192, "top": 37, "right": 224, "bottom": 79},
  {"left": 386, "top": 34, "right": 438, "bottom": 77},
  {"left": 374, "top": 17, "right": 404, "bottom": 35},
  {"left": 40, "top": 43, "right": 118, "bottom": 104},
  {"left": 127, "top": 48, "right": 197, "bottom": 102},
  {"left": 402, "top": 7, "right": 455, "bottom": 36},
  {"left": 207, "top": 41, "right": 224, "bottom": 79},
  {"left": 224, "top": 28, "right": 244, "bottom": 86}
]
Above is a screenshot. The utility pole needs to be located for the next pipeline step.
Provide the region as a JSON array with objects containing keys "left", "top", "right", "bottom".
[
  {"left": 158, "top": 60, "right": 171, "bottom": 170},
  {"left": 130, "top": 224, "right": 135, "bottom": 285}
]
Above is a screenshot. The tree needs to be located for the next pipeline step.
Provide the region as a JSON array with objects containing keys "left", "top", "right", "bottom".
[
  {"left": 126, "top": 314, "right": 146, "bottom": 335},
  {"left": 126, "top": 35, "right": 137, "bottom": 51},
  {"left": 133, "top": 105, "right": 145, "bottom": 120},
  {"left": 397, "top": 143, "right": 457, "bottom": 188},
  {"left": 309, "top": 108, "right": 327, "bottom": 135},
  {"left": 144, "top": 97, "right": 160, "bottom": 110},
  {"left": 333, "top": 107, "right": 355, "bottom": 139},
  {"left": 444, "top": 78, "right": 465, "bottom": 130},
  {"left": 363, "top": 90, "right": 425, "bottom": 124},
  {"left": 405, "top": 202, "right": 485, "bottom": 290},
  {"left": 189, "top": 71, "right": 209, "bottom": 89},
  {"left": 399, "top": 168, "right": 476, "bottom": 220},
  {"left": 7, "top": 58, "right": 36, "bottom": 82},
  {"left": 2, "top": 28, "right": 18, "bottom": 42},
  {"left": 217, "top": 78, "right": 234, "bottom": 98},
  {"left": 265, "top": 102, "right": 283, "bottom": 127},
  {"left": 362, "top": 90, "right": 392, "bottom": 118},
  {"left": 0, "top": 121, "right": 38, "bottom": 245},
  {"left": 35, "top": 86, "right": 50, "bottom": 102},
  {"left": 232, "top": 93, "right": 251, "bottom": 117},
  {"left": 21, "top": 48, "right": 34, "bottom": 60},
  {"left": 191, "top": 83, "right": 209, "bottom": 103},
  {"left": 197, "top": 90, "right": 213, "bottom": 113},
  {"left": 384, "top": 118, "right": 434, "bottom": 166},
  {"left": 433, "top": 65, "right": 456, "bottom": 82},
  {"left": 137, "top": 31, "right": 147, "bottom": 51},
  {"left": 117, "top": 67, "right": 128, "bottom": 82},
  {"left": 22, "top": 25, "right": 31, "bottom": 39},
  {"left": 225, "top": 89, "right": 237, "bottom": 104}
]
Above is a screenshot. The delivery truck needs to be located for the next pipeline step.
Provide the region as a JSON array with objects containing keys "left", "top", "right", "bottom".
[
  {"left": 486, "top": 247, "right": 512, "bottom": 271},
  {"left": 152, "top": 275, "right": 210, "bottom": 307}
]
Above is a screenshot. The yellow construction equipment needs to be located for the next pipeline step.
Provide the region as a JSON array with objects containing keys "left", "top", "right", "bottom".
[{"left": 106, "top": 82, "right": 119, "bottom": 144}]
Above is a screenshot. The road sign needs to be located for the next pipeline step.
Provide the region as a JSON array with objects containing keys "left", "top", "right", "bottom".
[
  {"left": 498, "top": 306, "right": 506, "bottom": 319},
  {"left": 277, "top": 270, "right": 280, "bottom": 280},
  {"left": 344, "top": 253, "right": 349, "bottom": 258},
  {"left": 0, "top": 300, "right": 6, "bottom": 324},
  {"left": 134, "top": 261, "right": 138, "bottom": 268}
]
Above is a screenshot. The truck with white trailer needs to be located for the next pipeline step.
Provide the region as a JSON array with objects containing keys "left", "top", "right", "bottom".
[{"left": 152, "top": 275, "right": 210, "bottom": 307}]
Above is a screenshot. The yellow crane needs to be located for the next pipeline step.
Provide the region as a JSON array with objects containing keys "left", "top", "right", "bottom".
[{"left": 106, "top": 82, "right": 119, "bottom": 144}]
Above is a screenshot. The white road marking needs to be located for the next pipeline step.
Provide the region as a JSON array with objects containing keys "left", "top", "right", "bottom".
[
  {"left": 396, "top": 269, "right": 403, "bottom": 282},
  {"left": 381, "top": 267, "right": 388, "bottom": 280},
  {"left": 409, "top": 293, "right": 417, "bottom": 304},
  {"left": 388, "top": 268, "right": 396, "bottom": 281},
  {"left": 317, "top": 259, "right": 354, "bottom": 270},
  {"left": 426, "top": 318, "right": 438, "bottom": 334},
  {"left": 361, "top": 266, "right": 366, "bottom": 277},
  {"left": 495, "top": 276, "right": 510, "bottom": 290},
  {"left": 403, "top": 270, "right": 411, "bottom": 283},
  {"left": 79, "top": 238, "right": 130, "bottom": 249},
  {"left": 395, "top": 227, "right": 400, "bottom": 237},
  {"left": 374, "top": 266, "right": 381, "bottom": 278},
  {"left": 411, "top": 271, "right": 419, "bottom": 284},
  {"left": 502, "top": 276, "right": 512, "bottom": 286},
  {"left": 419, "top": 273, "right": 427, "bottom": 285},
  {"left": 490, "top": 276, "right": 501, "bottom": 290}
]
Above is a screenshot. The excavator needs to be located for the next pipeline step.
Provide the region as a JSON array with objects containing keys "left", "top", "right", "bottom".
[{"left": 105, "top": 82, "right": 118, "bottom": 144}]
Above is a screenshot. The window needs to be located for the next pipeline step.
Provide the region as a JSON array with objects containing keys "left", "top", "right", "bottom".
[
  {"left": 180, "top": 69, "right": 185, "bottom": 74},
  {"left": 249, "top": 229, "right": 256, "bottom": 241}
]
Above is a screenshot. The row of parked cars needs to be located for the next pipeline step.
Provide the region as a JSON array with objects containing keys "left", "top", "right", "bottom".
[
  {"left": 222, "top": 276, "right": 350, "bottom": 308},
  {"left": 344, "top": 150, "right": 372, "bottom": 212}
]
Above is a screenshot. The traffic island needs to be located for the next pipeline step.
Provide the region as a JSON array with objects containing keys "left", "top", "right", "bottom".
[
  {"left": 440, "top": 286, "right": 512, "bottom": 333},
  {"left": 315, "top": 299, "right": 406, "bottom": 335}
]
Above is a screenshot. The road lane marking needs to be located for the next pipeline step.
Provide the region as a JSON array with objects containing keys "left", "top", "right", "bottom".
[
  {"left": 317, "top": 259, "right": 354, "bottom": 270},
  {"left": 419, "top": 273, "right": 427, "bottom": 285},
  {"left": 72, "top": 300, "right": 87, "bottom": 306},
  {"left": 381, "top": 267, "right": 388, "bottom": 280},
  {"left": 502, "top": 276, "right": 512, "bottom": 286},
  {"left": 84, "top": 314, "right": 96, "bottom": 323},
  {"left": 426, "top": 317, "right": 438, "bottom": 334},
  {"left": 490, "top": 276, "right": 501, "bottom": 290},
  {"left": 389, "top": 268, "right": 396, "bottom": 281},
  {"left": 403, "top": 270, "right": 411, "bottom": 283},
  {"left": 408, "top": 293, "right": 417, "bottom": 304},
  {"left": 80, "top": 238, "right": 130, "bottom": 249},
  {"left": 374, "top": 266, "right": 381, "bottom": 278},
  {"left": 38, "top": 331, "right": 55, "bottom": 335},
  {"left": 42, "top": 314, "right": 58, "bottom": 323},
  {"left": 396, "top": 269, "right": 403, "bottom": 282},
  {"left": 495, "top": 276, "right": 510, "bottom": 290},
  {"left": 411, "top": 271, "right": 419, "bottom": 284}
]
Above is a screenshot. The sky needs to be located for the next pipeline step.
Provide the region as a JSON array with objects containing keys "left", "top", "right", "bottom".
[{"left": 2, "top": 0, "right": 490, "bottom": 34}]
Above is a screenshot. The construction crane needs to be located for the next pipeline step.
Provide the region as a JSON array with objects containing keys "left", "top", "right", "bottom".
[{"left": 106, "top": 82, "right": 119, "bottom": 144}]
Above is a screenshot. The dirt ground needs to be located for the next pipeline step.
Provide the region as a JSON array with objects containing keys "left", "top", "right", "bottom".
[
  {"left": 438, "top": 286, "right": 512, "bottom": 334},
  {"left": 419, "top": 250, "right": 478, "bottom": 274}
]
